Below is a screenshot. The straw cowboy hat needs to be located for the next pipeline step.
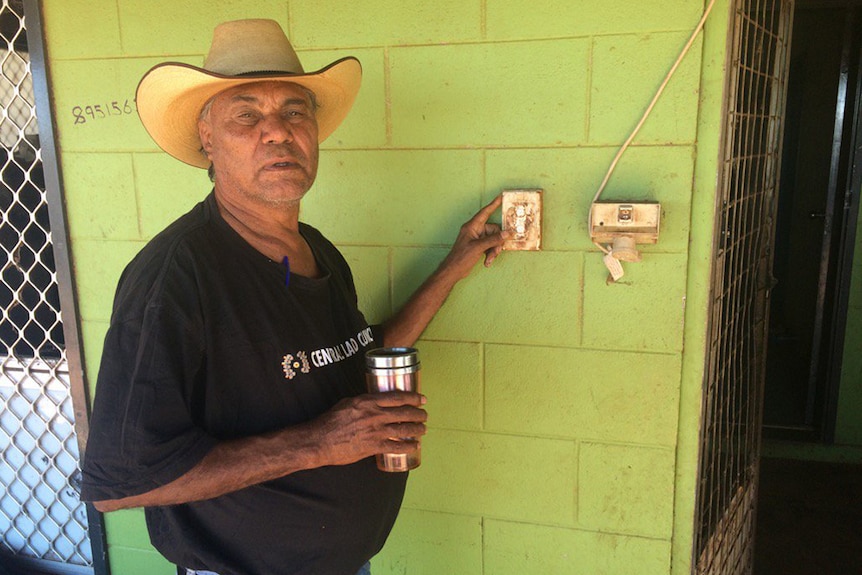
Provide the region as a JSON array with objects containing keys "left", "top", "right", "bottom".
[{"left": 136, "top": 19, "right": 362, "bottom": 169}]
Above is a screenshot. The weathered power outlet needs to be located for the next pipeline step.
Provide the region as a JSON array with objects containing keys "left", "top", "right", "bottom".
[
  {"left": 589, "top": 201, "right": 661, "bottom": 244},
  {"left": 502, "top": 189, "right": 543, "bottom": 251}
]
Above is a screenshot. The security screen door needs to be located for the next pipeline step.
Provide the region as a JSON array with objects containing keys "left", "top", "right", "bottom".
[
  {"left": 693, "top": 0, "right": 793, "bottom": 574},
  {"left": 0, "top": 1, "right": 95, "bottom": 573}
]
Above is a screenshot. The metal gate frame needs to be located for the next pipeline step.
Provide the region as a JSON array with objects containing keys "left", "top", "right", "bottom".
[
  {"left": 3, "top": 1, "right": 108, "bottom": 573},
  {"left": 692, "top": 0, "right": 794, "bottom": 574}
]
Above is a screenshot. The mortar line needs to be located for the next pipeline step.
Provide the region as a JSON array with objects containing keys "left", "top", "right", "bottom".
[
  {"left": 480, "top": 515, "right": 486, "bottom": 575},
  {"left": 388, "top": 246, "right": 394, "bottom": 319},
  {"left": 573, "top": 439, "right": 581, "bottom": 526},
  {"left": 285, "top": 1, "right": 293, "bottom": 38},
  {"left": 480, "top": 341, "right": 486, "bottom": 431},
  {"left": 585, "top": 37, "right": 594, "bottom": 140},
  {"left": 114, "top": 0, "right": 125, "bottom": 53},
  {"left": 384, "top": 47, "right": 393, "bottom": 145},
  {"left": 578, "top": 253, "right": 585, "bottom": 345},
  {"left": 480, "top": 0, "right": 488, "bottom": 40},
  {"left": 480, "top": 149, "right": 487, "bottom": 200},
  {"left": 130, "top": 153, "right": 143, "bottom": 239}
]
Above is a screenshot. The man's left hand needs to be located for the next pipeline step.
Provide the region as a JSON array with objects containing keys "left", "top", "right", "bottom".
[
  {"left": 438, "top": 195, "right": 508, "bottom": 281},
  {"left": 381, "top": 195, "right": 508, "bottom": 347}
]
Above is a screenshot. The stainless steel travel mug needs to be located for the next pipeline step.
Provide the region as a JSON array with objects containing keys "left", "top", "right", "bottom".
[{"left": 365, "top": 347, "right": 421, "bottom": 472}]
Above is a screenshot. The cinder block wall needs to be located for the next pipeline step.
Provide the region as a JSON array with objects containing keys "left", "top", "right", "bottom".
[{"left": 41, "top": 1, "right": 736, "bottom": 574}]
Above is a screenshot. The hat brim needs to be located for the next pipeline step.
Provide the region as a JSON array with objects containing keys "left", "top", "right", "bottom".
[{"left": 136, "top": 57, "right": 362, "bottom": 168}]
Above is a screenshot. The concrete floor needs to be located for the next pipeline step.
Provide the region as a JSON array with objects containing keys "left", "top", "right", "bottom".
[{"left": 754, "top": 457, "right": 862, "bottom": 575}]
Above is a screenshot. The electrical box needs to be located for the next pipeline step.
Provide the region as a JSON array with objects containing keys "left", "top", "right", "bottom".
[
  {"left": 502, "top": 189, "right": 543, "bottom": 251},
  {"left": 589, "top": 202, "right": 661, "bottom": 244}
]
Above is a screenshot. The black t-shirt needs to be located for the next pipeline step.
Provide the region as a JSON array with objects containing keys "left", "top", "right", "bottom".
[{"left": 81, "top": 193, "right": 406, "bottom": 575}]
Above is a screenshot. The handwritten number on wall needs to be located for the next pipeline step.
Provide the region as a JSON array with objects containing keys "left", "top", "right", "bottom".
[{"left": 72, "top": 99, "right": 135, "bottom": 125}]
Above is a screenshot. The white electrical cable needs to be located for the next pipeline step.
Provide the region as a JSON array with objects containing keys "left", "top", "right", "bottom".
[{"left": 591, "top": 0, "right": 718, "bottom": 256}]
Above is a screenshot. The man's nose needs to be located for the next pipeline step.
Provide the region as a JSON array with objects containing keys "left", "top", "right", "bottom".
[{"left": 261, "top": 114, "right": 294, "bottom": 144}]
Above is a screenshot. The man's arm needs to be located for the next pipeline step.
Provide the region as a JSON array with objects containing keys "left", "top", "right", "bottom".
[
  {"left": 92, "top": 391, "right": 426, "bottom": 512},
  {"left": 92, "top": 196, "right": 503, "bottom": 513},
  {"left": 381, "top": 195, "right": 508, "bottom": 348}
]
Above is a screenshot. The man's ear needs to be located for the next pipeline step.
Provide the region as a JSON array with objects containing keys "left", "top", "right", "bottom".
[{"left": 198, "top": 120, "right": 212, "bottom": 157}]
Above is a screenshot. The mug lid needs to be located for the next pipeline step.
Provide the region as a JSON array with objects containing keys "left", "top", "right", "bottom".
[{"left": 366, "top": 347, "right": 420, "bottom": 368}]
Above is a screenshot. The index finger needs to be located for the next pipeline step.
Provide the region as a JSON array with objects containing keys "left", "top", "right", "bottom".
[{"left": 468, "top": 195, "right": 503, "bottom": 225}]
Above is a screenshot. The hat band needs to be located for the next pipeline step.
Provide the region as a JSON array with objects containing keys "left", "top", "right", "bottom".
[{"left": 234, "top": 69, "right": 300, "bottom": 77}]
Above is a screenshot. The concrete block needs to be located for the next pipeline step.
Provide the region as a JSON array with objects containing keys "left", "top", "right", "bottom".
[
  {"left": 484, "top": 519, "right": 672, "bottom": 575},
  {"left": 304, "top": 49, "right": 387, "bottom": 149},
  {"left": 62, "top": 153, "right": 139, "bottom": 240},
  {"left": 133, "top": 153, "right": 208, "bottom": 240},
  {"left": 303, "top": 150, "right": 483, "bottom": 246},
  {"left": 392, "top": 248, "right": 581, "bottom": 346},
  {"left": 72, "top": 239, "right": 144, "bottom": 323},
  {"left": 487, "top": 0, "right": 704, "bottom": 40},
  {"left": 582, "top": 253, "right": 687, "bottom": 352},
  {"left": 42, "top": 0, "right": 122, "bottom": 59},
  {"left": 373, "top": 509, "right": 482, "bottom": 574},
  {"left": 389, "top": 39, "right": 589, "bottom": 147},
  {"left": 579, "top": 442, "right": 675, "bottom": 538},
  {"left": 590, "top": 33, "right": 702, "bottom": 145},
  {"left": 289, "top": 0, "right": 481, "bottom": 48},
  {"left": 415, "top": 340, "right": 483, "bottom": 431},
  {"left": 403, "top": 429, "right": 577, "bottom": 525},
  {"left": 117, "top": 2, "right": 288, "bottom": 56},
  {"left": 485, "top": 344, "right": 681, "bottom": 446},
  {"left": 338, "top": 245, "right": 391, "bottom": 325}
]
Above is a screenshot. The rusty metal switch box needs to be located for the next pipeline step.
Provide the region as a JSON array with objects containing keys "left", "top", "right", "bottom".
[{"left": 502, "top": 189, "right": 543, "bottom": 251}]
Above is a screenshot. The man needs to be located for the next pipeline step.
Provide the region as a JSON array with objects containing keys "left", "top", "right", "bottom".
[{"left": 80, "top": 19, "right": 506, "bottom": 575}]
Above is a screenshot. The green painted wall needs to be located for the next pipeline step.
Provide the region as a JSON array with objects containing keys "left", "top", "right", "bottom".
[
  {"left": 40, "top": 1, "right": 738, "bottom": 574},
  {"left": 837, "top": 189, "right": 862, "bottom": 448}
]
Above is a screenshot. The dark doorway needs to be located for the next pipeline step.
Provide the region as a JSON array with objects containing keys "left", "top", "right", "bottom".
[{"left": 763, "top": 1, "right": 862, "bottom": 442}]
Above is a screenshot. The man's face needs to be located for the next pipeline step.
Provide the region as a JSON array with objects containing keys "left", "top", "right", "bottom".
[{"left": 198, "top": 81, "right": 319, "bottom": 207}]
